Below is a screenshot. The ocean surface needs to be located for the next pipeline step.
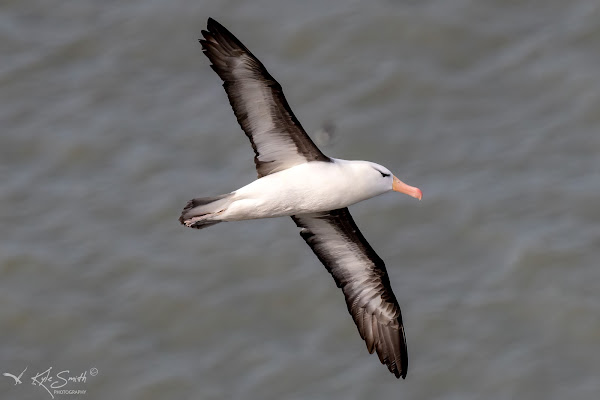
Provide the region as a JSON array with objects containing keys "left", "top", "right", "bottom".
[{"left": 2, "top": 1, "right": 599, "bottom": 399}]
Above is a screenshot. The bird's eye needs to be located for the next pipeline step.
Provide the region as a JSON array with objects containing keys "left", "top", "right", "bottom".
[{"left": 375, "top": 169, "right": 390, "bottom": 178}]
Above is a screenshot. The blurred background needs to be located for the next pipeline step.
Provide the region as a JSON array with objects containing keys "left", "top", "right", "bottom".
[{"left": 2, "top": 0, "right": 599, "bottom": 399}]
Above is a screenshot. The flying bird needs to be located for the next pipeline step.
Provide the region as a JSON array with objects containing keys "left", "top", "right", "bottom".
[{"left": 179, "top": 18, "right": 422, "bottom": 379}]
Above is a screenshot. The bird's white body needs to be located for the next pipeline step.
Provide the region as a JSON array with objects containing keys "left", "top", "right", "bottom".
[{"left": 222, "top": 159, "right": 393, "bottom": 221}]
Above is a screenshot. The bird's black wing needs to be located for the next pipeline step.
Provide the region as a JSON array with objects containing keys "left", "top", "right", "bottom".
[
  {"left": 292, "top": 208, "right": 408, "bottom": 379},
  {"left": 200, "top": 18, "right": 330, "bottom": 177}
]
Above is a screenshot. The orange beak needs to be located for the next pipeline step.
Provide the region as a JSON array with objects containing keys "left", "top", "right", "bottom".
[{"left": 392, "top": 175, "right": 422, "bottom": 200}]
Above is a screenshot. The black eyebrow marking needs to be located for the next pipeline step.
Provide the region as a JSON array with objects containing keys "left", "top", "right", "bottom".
[{"left": 373, "top": 168, "right": 390, "bottom": 178}]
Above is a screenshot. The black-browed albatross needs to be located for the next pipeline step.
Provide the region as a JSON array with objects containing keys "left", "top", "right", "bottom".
[{"left": 179, "top": 18, "right": 422, "bottom": 379}]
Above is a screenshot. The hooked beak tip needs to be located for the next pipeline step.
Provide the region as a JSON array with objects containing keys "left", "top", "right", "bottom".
[{"left": 415, "top": 188, "right": 423, "bottom": 201}]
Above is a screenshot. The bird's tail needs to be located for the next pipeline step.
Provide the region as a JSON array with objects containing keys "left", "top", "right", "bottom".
[{"left": 179, "top": 193, "right": 234, "bottom": 229}]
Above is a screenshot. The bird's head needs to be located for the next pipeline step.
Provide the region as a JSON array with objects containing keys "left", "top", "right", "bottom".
[{"left": 357, "top": 161, "right": 422, "bottom": 200}]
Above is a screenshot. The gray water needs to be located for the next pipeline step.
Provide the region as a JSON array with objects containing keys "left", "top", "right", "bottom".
[{"left": 2, "top": 1, "right": 599, "bottom": 399}]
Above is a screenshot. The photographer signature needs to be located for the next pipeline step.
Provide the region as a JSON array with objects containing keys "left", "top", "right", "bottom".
[{"left": 2, "top": 366, "right": 97, "bottom": 399}]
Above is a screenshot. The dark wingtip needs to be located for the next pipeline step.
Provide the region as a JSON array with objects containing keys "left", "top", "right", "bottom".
[
  {"left": 389, "top": 362, "right": 405, "bottom": 379},
  {"left": 207, "top": 17, "right": 223, "bottom": 32},
  {"left": 401, "top": 359, "right": 407, "bottom": 379}
]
